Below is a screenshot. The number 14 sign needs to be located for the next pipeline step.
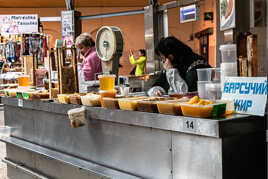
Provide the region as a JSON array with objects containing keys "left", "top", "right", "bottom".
[{"left": 183, "top": 118, "right": 197, "bottom": 132}]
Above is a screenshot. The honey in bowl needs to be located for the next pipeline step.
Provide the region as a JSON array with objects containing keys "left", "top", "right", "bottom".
[
  {"left": 98, "top": 74, "right": 116, "bottom": 91},
  {"left": 99, "top": 90, "right": 117, "bottom": 107},
  {"left": 18, "top": 75, "right": 30, "bottom": 86}
]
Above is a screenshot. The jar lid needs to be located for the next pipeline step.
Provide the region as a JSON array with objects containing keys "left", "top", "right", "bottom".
[{"left": 98, "top": 74, "right": 116, "bottom": 78}]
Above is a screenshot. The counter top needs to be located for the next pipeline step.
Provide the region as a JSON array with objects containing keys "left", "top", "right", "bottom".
[{"left": 2, "top": 97, "right": 265, "bottom": 138}]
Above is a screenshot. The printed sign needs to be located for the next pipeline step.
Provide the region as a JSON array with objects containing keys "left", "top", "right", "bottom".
[
  {"left": 18, "top": 99, "right": 23, "bottom": 107},
  {"left": 183, "top": 118, "right": 197, "bottom": 132},
  {"left": 220, "top": 0, "right": 235, "bottom": 31},
  {"left": 61, "top": 11, "right": 74, "bottom": 37},
  {"left": 222, "top": 77, "right": 267, "bottom": 116},
  {"left": 61, "top": 11, "right": 75, "bottom": 46},
  {"left": 0, "top": 14, "right": 38, "bottom": 34},
  {"left": 180, "top": 4, "right": 198, "bottom": 23}
]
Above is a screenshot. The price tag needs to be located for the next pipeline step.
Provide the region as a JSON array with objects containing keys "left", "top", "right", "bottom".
[
  {"left": 18, "top": 99, "right": 23, "bottom": 107},
  {"left": 183, "top": 118, "right": 197, "bottom": 132}
]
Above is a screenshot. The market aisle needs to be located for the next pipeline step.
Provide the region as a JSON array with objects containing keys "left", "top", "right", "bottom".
[{"left": 0, "top": 107, "right": 7, "bottom": 179}]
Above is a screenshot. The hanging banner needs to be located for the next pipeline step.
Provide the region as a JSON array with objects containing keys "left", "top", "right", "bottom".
[
  {"left": 61, "top": 11, "right": 74, "bottom": 37},
  {"left": 220, "top": 0, "right": 236, "bottom": 31},
  {"left": 61, "top": 11, "right": 75, "bottom": 46},
  {"left": 0, "top": 14, "right": 38, "bottom": 34},
  {"left": 222, "top": 77, "right": 267, "bottom": 116}
]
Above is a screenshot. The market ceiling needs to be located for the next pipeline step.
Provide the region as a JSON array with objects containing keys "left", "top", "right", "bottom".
[{"left": 0, "top": 0, "right": 173, "bottom": 8}]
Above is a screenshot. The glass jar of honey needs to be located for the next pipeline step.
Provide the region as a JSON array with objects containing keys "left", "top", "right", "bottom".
[{"left": 98, "top": 74, "right": 116, "bottom": 91}]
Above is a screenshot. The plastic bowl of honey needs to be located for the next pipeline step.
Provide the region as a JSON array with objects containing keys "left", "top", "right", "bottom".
[
  {"left": 99, "top": 90, "right": 117, "bottom": 107},
  {"left": 18, "top": 75, "right": 30, "bottom": 87}
]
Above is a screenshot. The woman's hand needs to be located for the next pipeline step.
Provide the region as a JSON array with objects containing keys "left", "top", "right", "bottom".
[
  {"left": 77, "top": 52, "right": 83, "bottom": 63},
  {"left": 129, "top": 50, "right": 133, "bottom": 56},
  {"left": 154, "top": 89, "right": 163, "bottom": 96}
]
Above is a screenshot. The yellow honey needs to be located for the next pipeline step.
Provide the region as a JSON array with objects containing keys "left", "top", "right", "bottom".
[{"left": 98, "top": 74, "right": 115, "bottom": 91}]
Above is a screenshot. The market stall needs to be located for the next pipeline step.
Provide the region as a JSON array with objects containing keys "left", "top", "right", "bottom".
[
  {"left": 1, "top": 97, "right": 266, "bottom": 179},
  {"left": 0, "top": 14, "right": 50, "bottom": 98},
  {"left": 0, "top": 0, "right": 266, "bottom": 178}
]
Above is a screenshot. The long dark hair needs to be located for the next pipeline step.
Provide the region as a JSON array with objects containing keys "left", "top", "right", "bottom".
[
  {"left": 139, "top": 49, "right": 146, "bottom": 56},
  {"left": 155, "top": 36, "right": 203, "bottom": 78}
]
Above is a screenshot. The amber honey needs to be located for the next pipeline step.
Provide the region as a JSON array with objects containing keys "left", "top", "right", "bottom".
[
  {"left": 98, "top": 74, "right": 115, "bottom": 91},
  {"left": 99, "top": 90, "right": 117, "bottom": 107},
  {"left": 18, "top": 76, "right": 30, "bottom": 86}
]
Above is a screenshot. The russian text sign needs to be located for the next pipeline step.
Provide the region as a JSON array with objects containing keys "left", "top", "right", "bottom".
[
  {"left": 0, "top": 14, "right": 38, "bottom": 34},
  {"left": 222, "top": 77, "right": 267, "bottom": 116}
]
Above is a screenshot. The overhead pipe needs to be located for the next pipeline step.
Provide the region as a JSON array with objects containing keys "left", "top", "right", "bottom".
[
  {"left": 40, "top": 17, "right": 61, "bottom": 22},
  {"left": 79, "top": 9, "right": 145, "bottom": 20},
  {"left": 65, "top": 0, "right": 70, "bottom": 10},
  {"left": 70, "top": 0, "right": 75, "bottom": 10},
  {"left": 40, "top": 1, "right": 199, "bottom": 22}
]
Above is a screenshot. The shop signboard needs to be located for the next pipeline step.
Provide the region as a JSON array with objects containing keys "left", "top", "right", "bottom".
[
  {"left": 0, "top": 14, "right": 38, "bottom": 34},
  {"left": 220, "top": 0, "right": 236, "bottom": 31},
  {"left": 61, "top": 10, "right": 75, "bottom": 46},
  {"left": 222, "top": 77, "right": 267, "bottom": 116}
]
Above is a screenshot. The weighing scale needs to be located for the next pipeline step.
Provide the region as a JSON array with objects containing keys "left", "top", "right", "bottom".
[{"left": 96, "top": 26, "right": 124, "bottom": 77}]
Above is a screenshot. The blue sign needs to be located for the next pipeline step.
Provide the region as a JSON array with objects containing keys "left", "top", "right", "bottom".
[{"left": 180, "top": 4, "right": 197, "bottom": 23}]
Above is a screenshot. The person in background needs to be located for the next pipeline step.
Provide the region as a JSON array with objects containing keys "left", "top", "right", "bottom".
[
  {"left": 148, "top": 36, "right": 211, "bottom": 96},
  {"left": 75, "top": 33, "right": 102, "bottom": 81},
  {"left": 0, "top": 57, "right": 4, "bottom": 70},
  {"left": 129, "top": 49, "right": 146, "bottom": 76}
]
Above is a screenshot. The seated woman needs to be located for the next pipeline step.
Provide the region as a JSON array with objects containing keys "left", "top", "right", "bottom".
[
  {"left": 129, "top": 49, "right": 146, "bottom": 76},
  {"left": 148, "top": 36, "right": 211, "bottom": 96}
]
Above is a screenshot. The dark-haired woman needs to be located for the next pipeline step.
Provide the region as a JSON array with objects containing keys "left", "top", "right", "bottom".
[
  {"left": 129, "top": 49, "right": 147, "bottom": 76},
  {"left": 148, "top": 36, "right": 210, "bottom": 96}
]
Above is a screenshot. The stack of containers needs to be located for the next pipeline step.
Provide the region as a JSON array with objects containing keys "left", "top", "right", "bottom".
[
  {"left": 206, "top": 68, "right": 221, "bottom": 100},
  {"left": 196, "top": 68, "right": 221, "bottom": 100},
  {"left": 219, "top": 44, "right": 238, "bottom": 89},
  {"left": 98, "top": 73, "right": 117, "bottom": 106},
  {"left": 196, "top": 68, "right": 210, "bottom": 99}
]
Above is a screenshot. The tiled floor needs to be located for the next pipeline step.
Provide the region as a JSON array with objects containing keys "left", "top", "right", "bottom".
[{"left": 0, "top": 108, "right": 7, "bottom": 179}]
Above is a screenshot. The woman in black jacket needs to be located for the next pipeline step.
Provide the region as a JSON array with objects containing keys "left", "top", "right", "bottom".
[{"left": 148, "top": 36, "right": 211, "bottom": 96}]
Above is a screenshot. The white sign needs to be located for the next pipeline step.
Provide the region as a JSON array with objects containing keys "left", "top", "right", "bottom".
[
  {"left": 183, "top": 118, "right": 197, "bottom": 132},
  {"left": 61, "top": 11, "right": 74, "bottom": 37},
  {"left": 61, "top": 11, "right": 75, "bottom": 46},
  {"left": 220, "top": 0, "right": 236, "bottom": 31},
  {"left": 222, "top": 77, "right": 267, "bottom": 116},
  {"left": 18, "top": 99, "right": 23, "bottom": 107},
  {"left": 0, "top": 14, "right": 38, "bottom": 34}
]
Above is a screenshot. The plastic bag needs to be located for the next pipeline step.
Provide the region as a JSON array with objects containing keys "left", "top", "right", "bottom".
[{"left": 67, "top": 106, "right": 86, "bottom": 128}]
